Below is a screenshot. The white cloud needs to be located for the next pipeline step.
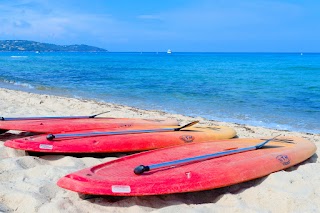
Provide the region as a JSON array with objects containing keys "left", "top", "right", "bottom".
[
  {"left": 0, "top": 1, "right": 121, "bottom": 45},
  {"left": 137, "top": 15, "right": 162, "bottom": 21},
  {"left": 13, "top": 20, "right": 31, "bottom": 28}
]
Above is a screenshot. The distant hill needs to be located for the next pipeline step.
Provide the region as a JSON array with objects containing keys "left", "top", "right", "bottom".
[{"left": 0, "top": 40, "right": 108, "bottom": 52}]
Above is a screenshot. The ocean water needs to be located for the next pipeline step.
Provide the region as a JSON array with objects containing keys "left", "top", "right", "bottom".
[{"left": 0, "top": 52, "right": 319, "bottom": 134}]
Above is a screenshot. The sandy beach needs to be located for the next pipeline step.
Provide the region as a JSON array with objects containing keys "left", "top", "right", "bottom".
[{"left": 0, "top": 87, "right": 319, "bottom": 213}]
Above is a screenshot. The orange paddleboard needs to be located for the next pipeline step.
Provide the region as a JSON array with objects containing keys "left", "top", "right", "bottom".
[
  {"left": 5, "top": 126, "right": 236, "bottom": 153},
  {"left": 57, "top": 137, "right": 316, "bottom": 196}
]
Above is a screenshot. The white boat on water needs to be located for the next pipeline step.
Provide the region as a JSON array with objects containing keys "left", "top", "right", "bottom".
[{"left": 167, "top": 49, "right": 172, "bottom": 54}]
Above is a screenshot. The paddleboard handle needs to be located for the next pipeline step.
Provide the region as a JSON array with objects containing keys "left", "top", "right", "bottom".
[
  {"left": 47, "top": 134, "right": 55, "bottom": 140},
  {"left": 134, "top": 165, "right": 150, "bottom": 175},
  {"left": 89, "top": 111, "right": 110, "bottom": 118},
  {"left": 174, "top": 121, "right": 199, "bottom": 131}
]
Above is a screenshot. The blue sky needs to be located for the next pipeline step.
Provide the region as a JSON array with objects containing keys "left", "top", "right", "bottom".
[{"left": 0, "top": 0, "right": 319, "bottom": 52}]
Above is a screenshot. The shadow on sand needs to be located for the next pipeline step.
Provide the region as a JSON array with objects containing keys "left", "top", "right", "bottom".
[{"left": 0, "top": 131, "right": 39, "bottom": 141}]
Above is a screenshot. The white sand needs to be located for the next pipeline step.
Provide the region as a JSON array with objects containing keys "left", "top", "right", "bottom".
[{"left": 0, "top": 88, "right": 319, "bottom": 213}]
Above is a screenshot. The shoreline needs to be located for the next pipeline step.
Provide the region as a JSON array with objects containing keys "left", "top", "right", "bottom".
[
  {"left": 1, "top": 87, "right": 319, "bottom": 140},
  {"left": 1, "top": 83, "right": 319, "bottom": 135},
  {"left": 0, "top": 87, "right": 319, "bottom": 212}
]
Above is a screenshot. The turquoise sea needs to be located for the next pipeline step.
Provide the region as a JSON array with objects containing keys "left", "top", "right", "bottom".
[{"left": 0, "top": 52, "right": 319, "bottom": 134}]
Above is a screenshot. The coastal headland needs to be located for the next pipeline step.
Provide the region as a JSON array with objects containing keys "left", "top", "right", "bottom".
[{"left": 0, "top": 40, "right": 108, "bottom": 52}]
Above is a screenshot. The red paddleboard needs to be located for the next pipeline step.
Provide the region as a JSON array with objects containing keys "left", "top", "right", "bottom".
[
  {"left": 0, "top": 117, "right": 178, "bottom": 133},
  {"left": 57, "top": 137, "right": 316, "bottom": 196},
  {"left": 5, "top": 126, "right": 236, "bottom": 153}
]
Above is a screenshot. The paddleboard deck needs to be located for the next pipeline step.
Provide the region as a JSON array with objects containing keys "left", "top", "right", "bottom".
[
  {"left": 57, "top": 137, "right": 316, "bottom": 196},
  {"left": 0, "top": 117, "right": 179, "bottom": 133},
  {"left": 4, "top": 126, "right": 236, "bottom": 153}
]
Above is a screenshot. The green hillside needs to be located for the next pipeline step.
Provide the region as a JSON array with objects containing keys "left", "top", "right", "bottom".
[{"left": 0, "top": 40, "right": 108, "bottom": 52}]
